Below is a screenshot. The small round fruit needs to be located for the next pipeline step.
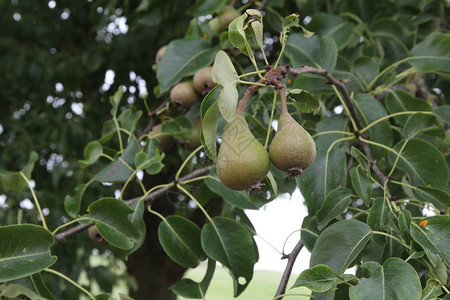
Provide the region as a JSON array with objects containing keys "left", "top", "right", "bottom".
[
  {"left": 88, "top": 225, "right": 107, "bottom": 245},
  {"left": 155, "top": 45, "right": 167, "bottom": 64},
  {"left": 218, "top": 7, "right": 240, "bottom": 32},
  {"left": 193, "top": 67, "right": 217, "bottom": 95},
  {"left": 184, "top": 118, "right": 202, "bottom": 150},
  {"left": 217, "top": 114, "right": 270, "bottom": 192},
  {"left": 170, "top": 81, "right": 199, "bottom": 109},
  {"left": 149, "top": 123, "right": 174, "bottom": 151},
  {"left": 269, "top": 112, "right": 316, "bottom": 178}
]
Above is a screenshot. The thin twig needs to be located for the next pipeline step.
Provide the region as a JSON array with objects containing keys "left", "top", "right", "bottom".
[
  {"left": 142, "top": 98, "right": 170, "bottom": 135},
  {"left": 54, "top": 165, "right": 213, "bottom": 244},
  {"left": 289, "top": 65, "right": 390, "bottom": 190},
  {"left": 274, "top": 239, "right": 304, "bottom": 299}
]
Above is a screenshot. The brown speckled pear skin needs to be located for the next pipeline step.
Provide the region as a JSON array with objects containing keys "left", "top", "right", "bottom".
[
  {"left": 269, "top": 112, "right": 316, "bottom": 172},
  {"left": 217, "top": 114, "right": 270, "bottom": 190}
]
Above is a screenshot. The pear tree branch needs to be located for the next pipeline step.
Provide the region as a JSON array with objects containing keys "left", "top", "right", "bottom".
[
  {"left": 289, "top": 65, "right": 389, "bottom": 190},
  {"left": 274, "top": 239, "right": 304, "bottom": 299},
  {"left": 54, "top": 165, "right": 213, "bottom": 244}
]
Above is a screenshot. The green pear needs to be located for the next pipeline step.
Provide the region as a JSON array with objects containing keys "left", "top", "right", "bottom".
[
  {"left": 269, "top": 112, "right": 316, "bottom": 177},
  {"left": 193, "top": 67, "right": 217, "bottom": 95},
  {"left": 149, "top": 123, "right": 174, "bottom": 151},
  {"left": 218, "top": 6, "right": 240, "bottom": 32},
  {"left": 170, "top": 81, "right": 198, "bottom": 109},
  {"left": 217, "top": 114, "right": 270, "bottom": 191}
]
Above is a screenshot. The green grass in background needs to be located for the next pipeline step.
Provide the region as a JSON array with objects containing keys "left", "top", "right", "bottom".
[{"left": 178, "top": 263, "right": 311, "bottom": 300}]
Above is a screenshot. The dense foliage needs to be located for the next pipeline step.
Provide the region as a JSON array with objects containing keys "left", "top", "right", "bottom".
[{"left": 1, "top": 0, "right": 449, "bottom": 299}]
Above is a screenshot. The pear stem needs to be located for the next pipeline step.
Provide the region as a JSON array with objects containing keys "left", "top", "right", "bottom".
[{"left": 279, "top": 87, "right": 288, "bottom": 115}]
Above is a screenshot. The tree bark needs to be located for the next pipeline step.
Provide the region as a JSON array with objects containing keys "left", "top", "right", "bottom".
[{"left": 127, "top": 200, "right": 186, "bottom": 300}]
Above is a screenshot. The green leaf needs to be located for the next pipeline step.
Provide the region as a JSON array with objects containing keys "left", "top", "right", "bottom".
[
  {"left": 387, "top": 138, "right": 448, "bottom": 190},
  {"left": 352, "top": 56, "right": 379, "bottom": 90},
  {"left": 412, "top": 186, "right": 450, "bottom": 211},
  {"left": 292, "top": 264, "right": 343, "bottom": 292},
  {"left": 187, "top": 0, "right": 226, "bottom": 16},
  {"left": 170, "top": 259, "right": 216, "bottom": 298},
  {"left": 228, "top": 13, "right": 248, "bottom": 55},
  {"left": 301, "top": 216, "right": 320, "bottom": 252},
  {"left": 398, "top": 209, "right": 412, "bottom": 242},
  {"left": 410, "top": 216, "right": 450, "bottom": 267},
  {"left": 94, "top": 137, "right": 140, "bottom": 182},
  {"left": 0, "top": 283, "right": 48, "bottom": 300},
  {"left": 285, "top": 34, "right": 337, "bottom": 72},
  {"left": 134, "top": 151, "right": 164, "bottom": 170},
  {"left": 0, "top": 151, "right": 38, "bottom": 193},
  {"left": 266, "top": 171, "right": 278, "bottom": 196},
  {"left": 410, "top": 32, "right": 450, "bottom": 73},
  {"left": 349, "top": 258, "right": 421, "bottom": 300},
  {"left": 110, "top": 199, "right": 146, "bottom": 259},
  {"left": 250, "top": 21, "right": 263, "bottom": 48},
  {"left": 280, "top": 14, "right": 313, "bottom": 46},
  {"left": 201, "top": 217, "right": 257, "bottom": 297},
  {"left": 404, "top": 113, "right": 440, "bottom": 138},
  {"left": 157, "top": 38, "right": 217, "bottom": 93},
  {"left": 350, "top": 146, "right": 370, "bottom": 174},
  {"left": 212, "top": 51, "right": 240, "bottom": 122},
  {"left": 310, "top": 219, "right": 372, "bottom": 274},
  {"left": 367, "top": 197, "right": 390, "bottom": 246},
  {"left": 421, "top": 278, "right": 443, "bottom": 300},
  {"left": 0, "top": 224, "right": 57, "bottom": 281},
  {"left": 298, "top": 149, "right": 347, "bottom": 215},
  {"left": 159, "top": 215, "right": 206, "bottom": 268},
  {"left": 161, "top": 117, "right": 191, "bottom": 139},
  {"left": 200, "top": 86, "right": 221, "bottom": 160},
  {"left": 316, "top": 187, "right": 353, "bottom": 230},
  {"left": 385, "top": 90, "right": 431, "bottom": 126},
  {"left": 315, "top": 115, "right": 348, "bottom": 151},
  {"left": 288, "top": 89, "right": 321, "bottom": 114},
  {"left": 79, "top": 141, "right": 103, "bottom": 168},
  {"left": 354, "top": 93, "right": 393, "bottom": 158},
  {"left": 109, "top": 87, "right": 123, "bottom": 116},
  {"left": 205, "top": 177, "right": 260, "bottom": 209},
  {"left": 433, "top": 105, "right": 450, "bottom": 123},
  {"left": 31, "top": 273, "right": 55, "bottom": 300},
  {"left": 118, "top": 108, "right": 142, "bottom": 134},
  {"left": 80, "top": 198, "right": 140, "bottom": 250},
  {"left": 306, "top": 13, "right": 354, "bottom": 50},
  {"left": 349, "top": 166, "right": 372, "bottom": 206},
  {"left": 99, "top": 119, "right": 117, "bottom": 144}
]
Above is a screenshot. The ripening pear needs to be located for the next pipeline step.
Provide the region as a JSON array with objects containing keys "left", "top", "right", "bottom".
[
  {"left": 269, "top": 111, "right": 316, "bottom": 178},
  {"left": 218, "top": 6, "right": 240, "bottom": 32},
  {"left": 217, "top": 113, "right": 270, "bottom": 191},
  {"left": 88, "top": 225, "right": 108, "bottom": 245},
  {"left": 170, "top": 81, "right": 199, "bottom": 109},
  {"left": 149, "top": 123, "right": 174, "bottom": 151},
  {"left": 193, "top": 67, "right": 216, "bottom": 95},
  {"left": 155, "top": 45, "right": 167, "bottom": 64}
]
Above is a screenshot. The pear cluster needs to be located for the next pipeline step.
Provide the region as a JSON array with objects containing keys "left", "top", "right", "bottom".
[{"left": 217, "top": 109, "right": 316, "bottom": 192}]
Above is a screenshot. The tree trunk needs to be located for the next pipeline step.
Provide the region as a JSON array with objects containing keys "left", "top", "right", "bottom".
[{"left": 126, "top": 199, "right": 186, "bottom": 300}]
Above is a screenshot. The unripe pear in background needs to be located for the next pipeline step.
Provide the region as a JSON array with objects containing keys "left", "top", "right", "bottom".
[
  {"left": 170, "top": 81, "right": 198, "bottom": 109},
  {"left": 88, "top": 225, "right": 108, "bottom": 245},
  {"left": 193, "top": 67, "right": 217, "bottom": 95},
  {"left": 269, "top": 111, "right": 316, "bottom": 178},
  {"left": 155, "top": 45, "right": 167, "bottom": 64},
  {"left": 184, "top": 118, "right": 202, "bottom": 151},
  {"left": 218, "top": 6, "right": 240, "bottom": 32},
  {"left": 217, "top": 113, "right": 270, "bottom": 192},
  {"left": 149, "top": 123, "right": 174, "bottom": 151}
]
